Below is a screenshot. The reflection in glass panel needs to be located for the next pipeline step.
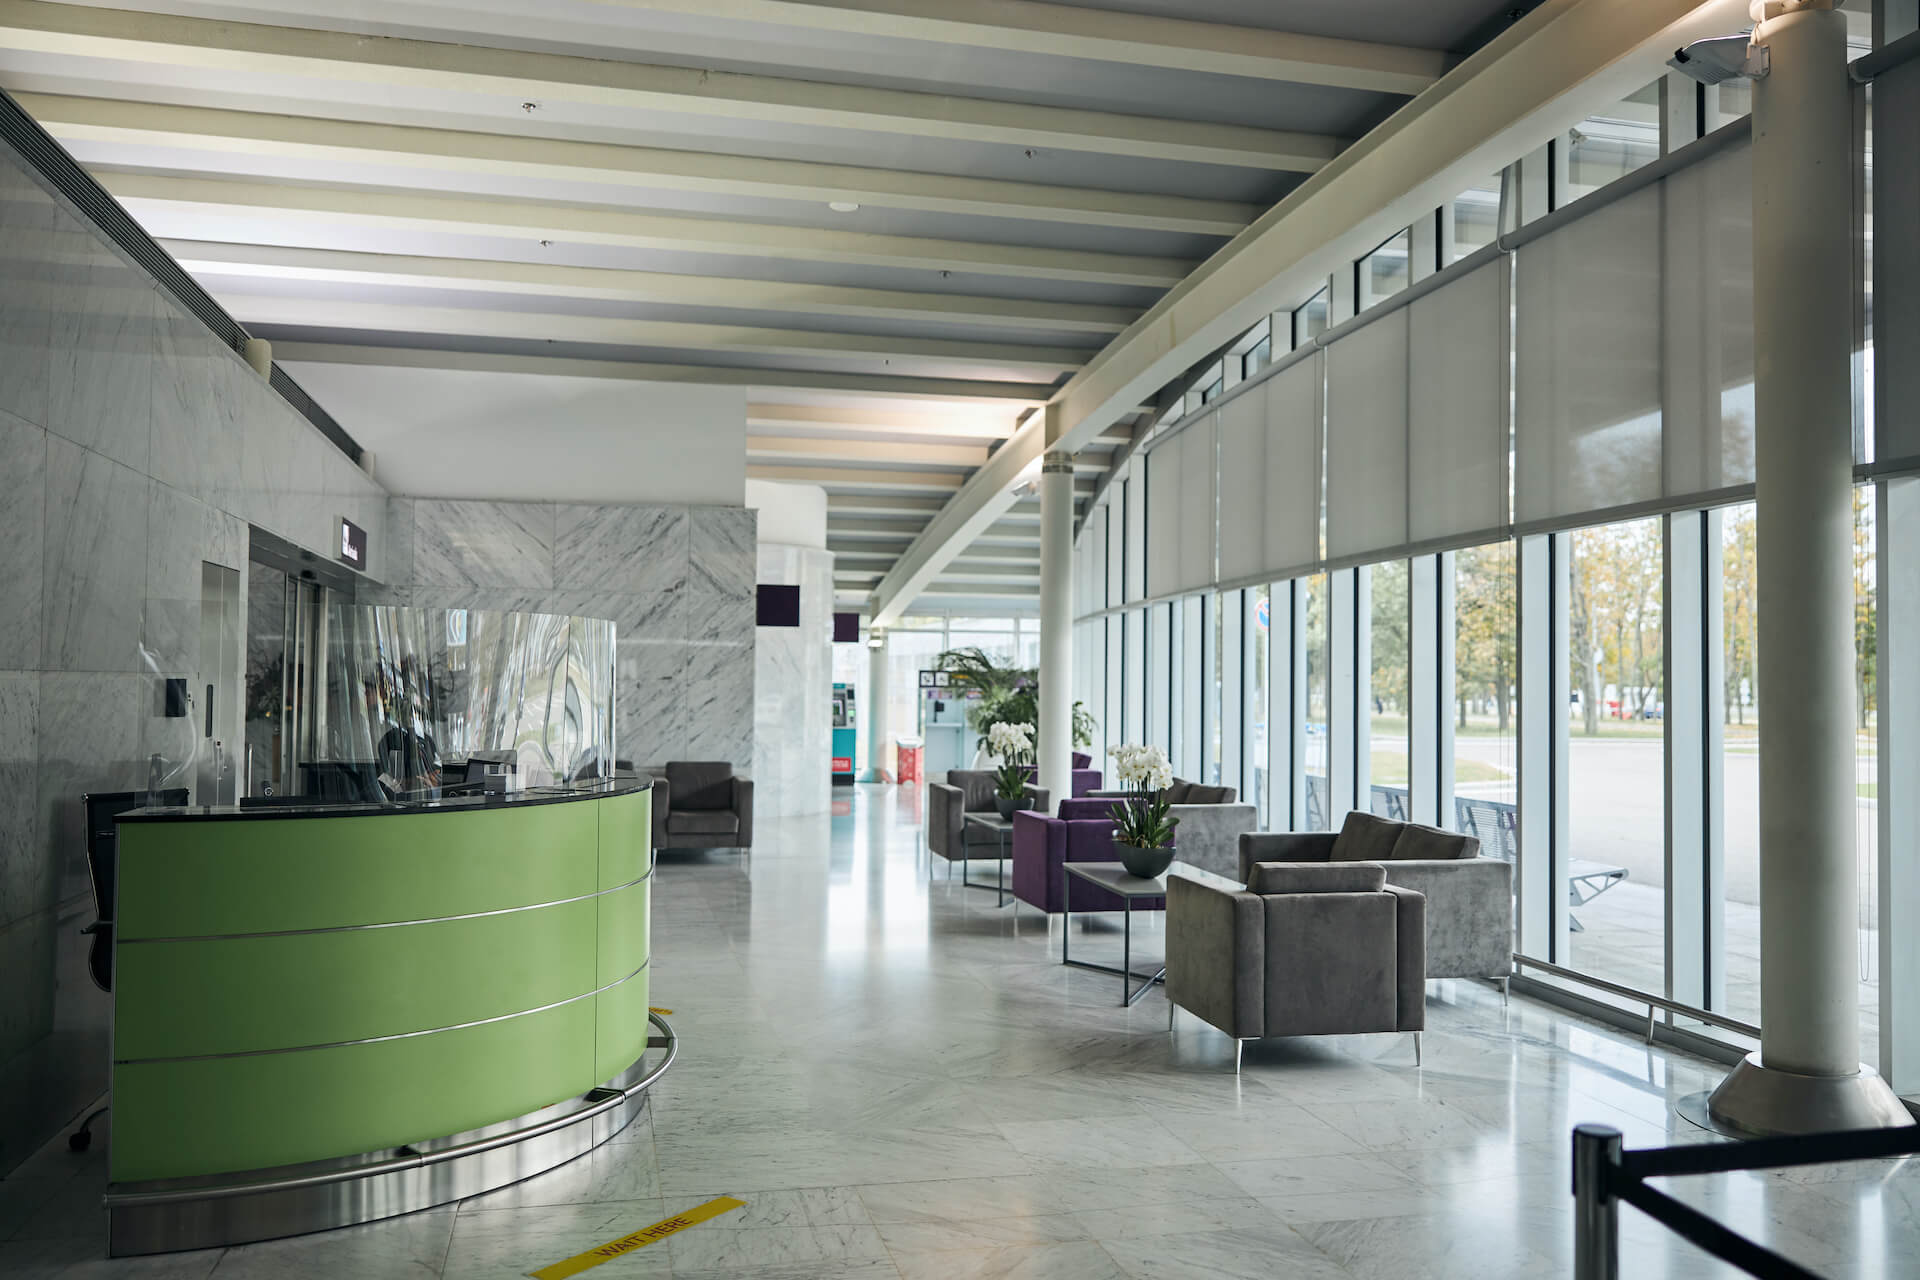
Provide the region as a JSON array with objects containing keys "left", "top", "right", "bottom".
[
  {"left": 1208, "top": 594, "right": 1226, "bottom": 785},
  {"left": 1304, "top": 573, "right": 1331, "bottom": 829},
  {"left": 1244, "top": 334, "right": 1273, "bottom": 379},
  {"left": 1358, "top": 228, "right": 1412, "bottom": 313},
  {"left": 1250, "top": 587, "right": 1271, "bottom": 826},
  {"left": 1566, "top": 518, "right": 1666, "bottom": 995},
  {"left": 1453, "top": 543, "right": 1518, "bottom": 831},
  {"left": 1453, "top": 178, "right": 1502, "bottom": 261},
  {"left": 1368, "top": 562, "right": 1410, "bottom": 818},
  {"left": 1567, "top": 80, "right": 1661, "bottom": 202},
  {"left": 1295, "top": 290, "right": 1329, "bottom": 344}
]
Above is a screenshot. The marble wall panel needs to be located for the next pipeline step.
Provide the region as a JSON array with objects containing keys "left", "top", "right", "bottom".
[
  {"left": 0, "top": 157, "right": 55, "bottom": 431},
  {"left": 142, "top": 480, "right": 247, "bottom": 675},
  {"left": 616, "top": 640, "right": 685, "bottom": 768},
  {"left": 233, "top": 371, "right": 293, "bottom": 533},
  {"left": 689, "top": 506, "right": 757, "bottom": 596},
  {"left": 0, "top": 412, "right": 46, "bottom": 670},
  {"left": 0, "top": 908, "right": 57, "bottom": 1074},
  {"left": 41, "top": 437, "right": 149, "bottom": 674},
  {"left": 556, "top": 505, "right": 687, "bottom": 594},
  {"left": 681, "top": 642, "right": 755, "bottom": 768},
  {"left": 547, "top": 589, "right": 683, "bottom": 643},
  {"left": 382, "top": 498, "right": 416, "bottom": 588},
  {"left": 753, "top": 545, "right": 833, "bottom": 817},
  {"left": 685, "top": 585, "right": 755, "bottom": 647},
  {"left": 0, "top": 673, "right": 39, "bottom": 930},
  {"left": 44, "top": 240, "right": 156, "bottom": 475},
  {"left": 34, "top": 672, "right": 145, "bottom": 910},
  {"left": 414, "top": 500, "right": 555, "bottom": 588},
  {"left": 148, "top": 306, "right": 242, "bottom": 505}
]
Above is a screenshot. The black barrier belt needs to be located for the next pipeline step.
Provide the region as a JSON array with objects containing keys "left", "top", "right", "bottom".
[
  {"left": 1621, "top": 1126, "right": 1920, "bottom": 1182},
  {"left": 1614, "top": 1181, "right": 1822, "bottom": 1280}
]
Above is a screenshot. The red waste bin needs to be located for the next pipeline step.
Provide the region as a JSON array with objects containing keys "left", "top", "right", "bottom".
[{"left": 896, "top": 737, "right": 923, "bottom": 783}]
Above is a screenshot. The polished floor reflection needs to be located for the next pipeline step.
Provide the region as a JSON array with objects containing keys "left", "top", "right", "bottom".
[{"left": 4, "top": 783, "right": 1917, "bottom": 1278}]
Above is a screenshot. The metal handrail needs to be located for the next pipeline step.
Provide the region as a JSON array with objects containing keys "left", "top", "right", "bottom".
[
  {"left": 1572, "top": 1121, "right": 1920, "bottom": 1279},
  {"left": 1513, "top": 954, "right": 1762, "bottom": 1042},
  {"left": 105, "top": 1011, "right": 677, "bottom": 1207}
]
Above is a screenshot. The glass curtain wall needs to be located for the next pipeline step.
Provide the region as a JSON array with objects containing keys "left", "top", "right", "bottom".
[
  {"left": 1564, "top": 518, "right": 1667, "bottom": 995},
  {"left": 1453, "top": 543, "right": 1519, "bottom": 841},
  {"left": 1304, "top": 573, "right": 1332, "bottom": 829},
  {"left": 1368, "top": 561, "right": 1410, "bottom": 818}
]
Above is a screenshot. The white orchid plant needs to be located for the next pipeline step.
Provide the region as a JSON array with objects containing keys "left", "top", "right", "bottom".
[
  {"left": 1106, "top": 743, "right": 1179, "bottom": 850},
  {"left": 985, "top": 720, "right": 1035, "bottom": 803}
]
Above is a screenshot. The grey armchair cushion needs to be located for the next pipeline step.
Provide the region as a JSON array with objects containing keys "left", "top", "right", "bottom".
[
  {"left": 1330, "top": 811, "right": 1404, "bottom": 863},
  {"left": 950, "top": 770, "right": 999, "bottom": 811},
  {"left": 1248, "top": 861, "right": 1387, "bottom": 895},
  {"left": 927, "top": 781, "right": 963, "bottom": 859},
  {"left": 1263, "top": 892, "right": 1402, "bottom": 1037},
  {"left": 1238, "top": 831, "right": 1337, "bottom": 883},
  {"left": 668, "top": 810, "right": 739, "bottom": 836},
  {"left": 1392, "top": 823, "right": 1479, "bottom": 861},
  {"left": 1162, "top": 780, "right": 1193, "bottom": 804},
  {"left": 1185, "top": 784, "right": 1233, "bottom": 805},
  {"left": 1166, "top": 875, "right": 1265, "bottom": 1039},
  {"left": 1383, "top": 885, "right": 1427, "bottom": 1030},
  {"left": 666, "top": 761, "right": 736, "bottom": 811}
]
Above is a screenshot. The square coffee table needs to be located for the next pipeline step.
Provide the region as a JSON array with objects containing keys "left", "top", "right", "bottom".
[
  {"left": 1062, "top": 860, "right": 1239, "bottom": 1006},
  {"left": 959, "top": 812, "right": 1017, "bottom": 907}
]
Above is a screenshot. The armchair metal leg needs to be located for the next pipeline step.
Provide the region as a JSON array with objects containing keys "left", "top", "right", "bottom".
[
  {"left": 1414, "top": 1032, "right": 1423, "bottom": 1066},
  {"left": 1168, "top": 1000, "right": 1175, "bottom": 1032},
  {"left": 69, "top": 1104, "right": 107, "bottom": 1152},
  {"left": 1498, "top": 976, "right": 1510, "bottom": 1006},
  {"left": 1235, "top": 1040, "right": 1245, "bottom": 1074}
]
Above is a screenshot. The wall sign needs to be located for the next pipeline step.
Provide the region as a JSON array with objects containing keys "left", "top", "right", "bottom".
[{"left": 338, "top": 517, "right": 368, "bottom": 570}]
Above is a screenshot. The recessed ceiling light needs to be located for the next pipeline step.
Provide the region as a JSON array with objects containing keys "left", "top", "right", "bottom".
[{"left": 828, "top": 201, "right": 860, "bottom": 213}]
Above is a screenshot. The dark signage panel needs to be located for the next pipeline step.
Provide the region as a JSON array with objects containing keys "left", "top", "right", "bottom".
[{"left": 338, "top": 517, "right": 368, "bottom": 570}]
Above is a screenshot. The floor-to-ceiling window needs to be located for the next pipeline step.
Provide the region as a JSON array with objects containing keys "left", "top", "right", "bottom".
[
  {"left": 1564, "top": 518, "right": 1667, "bottom": 994},
  {"left": 1367, "top": 560, "right": 1410, "bottom": 818},
  {"left": 1247, "top": 588, "right": 1270, "bottom": 820},
  {"left": 1452, "top": 543, "right": 1518, "bottom": 838},
  {"left": 1304, "top": 572, "right": 1331, "bottom": 828}
]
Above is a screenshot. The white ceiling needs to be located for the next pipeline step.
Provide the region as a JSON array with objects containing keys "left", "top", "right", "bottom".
[{"left": 0, "top": 0, "right": 1532, "bottom": 613}]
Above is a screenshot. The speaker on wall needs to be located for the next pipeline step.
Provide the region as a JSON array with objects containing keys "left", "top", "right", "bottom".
[{"left": 756, "top": 584, "right": 801, "bottom": 627}]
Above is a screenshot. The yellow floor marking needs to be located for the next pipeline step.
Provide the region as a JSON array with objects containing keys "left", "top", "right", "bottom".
[
  {"left": 648, "top": 1006, "right": 673, "bottom": 1015},
  {"left": 526, "top": 1197, "right": 744, "bottom": 1279}
]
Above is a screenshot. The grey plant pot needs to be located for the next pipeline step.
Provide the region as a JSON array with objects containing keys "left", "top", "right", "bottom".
[{"left": 1116, "top": 840, "right": 1175, "bottom": 880}]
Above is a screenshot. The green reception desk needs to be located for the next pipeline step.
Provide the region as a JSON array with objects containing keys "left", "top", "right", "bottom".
[{"left": 105, "top": 781, "right": 664, "bottom": 1255}]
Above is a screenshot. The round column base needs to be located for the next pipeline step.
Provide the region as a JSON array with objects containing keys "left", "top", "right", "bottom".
[{"left": 1692, "top": 1050, "right": 1914, "bottom": 1138}]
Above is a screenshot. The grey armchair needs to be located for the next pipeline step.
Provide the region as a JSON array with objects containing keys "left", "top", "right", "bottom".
[
  {"left": 1167, "top": 861, "right": 1426, "bottom": 1072},
  {"left": 926, "top": 770, "right": 1048, "bottom": 866},
  {"left": 652, "top": 761, "right": 754, "bottom": 853},
  {"left": 1239, "top": 810, "right": 1511, "bottom": 985}
]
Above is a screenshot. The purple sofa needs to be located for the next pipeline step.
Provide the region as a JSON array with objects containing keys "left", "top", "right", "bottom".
[
  {"left": 1010, "top": 805, "right": 1164, "bottom": 915},
  {"left": 1018, "top": 755, "right": 1101, "bottom": 798}
]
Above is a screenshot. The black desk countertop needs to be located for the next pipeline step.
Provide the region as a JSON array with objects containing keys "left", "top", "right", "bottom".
[{"left": 116, "top": 778, "right": 651, "bottom": 823}]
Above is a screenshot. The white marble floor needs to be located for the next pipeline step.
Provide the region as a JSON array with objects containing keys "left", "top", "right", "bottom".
[{"left": 4, "top": 783, "right": 1917, "bottom": 1278}]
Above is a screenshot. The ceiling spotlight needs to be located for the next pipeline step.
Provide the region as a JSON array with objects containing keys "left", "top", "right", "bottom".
[{"left": 828, "top": 201, "right": 860, "bottom": 213}]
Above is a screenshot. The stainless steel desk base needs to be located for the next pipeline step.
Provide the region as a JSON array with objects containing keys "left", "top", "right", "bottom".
[{"left": 105, "top": 1013, "right": 678, "bottom": 1257}]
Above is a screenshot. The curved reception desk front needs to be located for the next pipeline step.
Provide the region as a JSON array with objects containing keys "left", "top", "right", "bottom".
[{"left": 106, "top": 781, "right": 662, "bottom": 1256}]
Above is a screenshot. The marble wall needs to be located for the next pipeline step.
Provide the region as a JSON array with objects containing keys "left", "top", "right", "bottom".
[
  {"left": 754, "top": 543, "right": 835, "bottom": 818},
  {"left": 0, "top": 144, "right": 386, "bottom": 1173},
  {"left": 381, "top": 498, "right": 758, "bottom": 771}
]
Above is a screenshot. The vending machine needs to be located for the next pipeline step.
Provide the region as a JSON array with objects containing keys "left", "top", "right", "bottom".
[{"left": 830, "top": 683, "right": 857, "bottom": 786}]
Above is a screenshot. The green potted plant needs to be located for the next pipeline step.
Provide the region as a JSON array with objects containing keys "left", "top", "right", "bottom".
[
  {"left": 985, "top": 720, "right": 1034, "bottom": 819},
  {"left": 936, "top": 647, "right": 1097, "bottom": 762},
  {"left": 1107, "top": 743, "right": 1179, "bottom": 878}
]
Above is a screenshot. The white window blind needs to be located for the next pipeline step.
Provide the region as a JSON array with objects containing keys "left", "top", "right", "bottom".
[
  {"left": 1663, "top": 138, "right": 1755, "bottom": 495},
  {"left": 1144, "top": 431, "right": 1182, "bottom": 596},
  {"left": 1123, "top": 455, "right": 1147, "bottom": 602},
  {"left": 1882, "top": 61, "right": 1920, "bottom": 463},
  {"left": 1325, "top": 308, "right": 1410, "bottom": 560},
  {"left": 1176, "top": 413, "right": 1218, "bottom": 593},
  {"left": 1409, "top": 258, "right": 1510, "bottom": 545},
  {"left": 1515, "top": 180, "right": 1664, "bottom": 525},
  {"left": 1107, "top": 479, "right": 1127, "bottom": 607},
  {"left": 1217, "top": 351, "right": 1323, "bottom": 583}
]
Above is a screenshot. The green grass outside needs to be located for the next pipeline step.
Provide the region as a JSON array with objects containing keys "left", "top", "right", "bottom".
[{"left": 1370, "top": 751, "right": 1508, "bottom": 787}]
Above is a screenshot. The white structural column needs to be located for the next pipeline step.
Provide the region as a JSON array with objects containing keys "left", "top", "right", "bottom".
[
  {"left": 1707, "top": 1, "right": 1911, "bottom": 1134},
  {"left": 863, "top": 631, "right": 889, "bottom": 782},
  {"left": 1038, "top": 439, "right": 1076, "bottom": 807}
]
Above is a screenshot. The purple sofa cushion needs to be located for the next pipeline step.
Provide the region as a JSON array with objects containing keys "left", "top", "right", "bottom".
[{"left": 1073, "top": 752, "right": 1093, "bottom": 769}]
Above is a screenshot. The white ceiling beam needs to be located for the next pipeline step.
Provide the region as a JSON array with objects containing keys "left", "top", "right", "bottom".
[
  {"left": 224, "top": 295, "right": 1090, "bottom": 374},
  {"left": 750, "top": 402, "right": 1026, "bottom": 439},
  {"left": 825, "top": 494, "right": 951, "bottom": 517},
  {"left": 275, "top": 341, "right": 1053, "bottom": 403},
  {"left": 102, "top": 172, "right": 1189, "bottom": 287},
  {"left": 747, "top": 435, "right": 988, "bottom": 469},
  {"left": 747, "top": 465, "right": 964, "bottom": 494},
  {"left": 22, "top": 92, "right": 1251, "bottom": 236},
  {"left": 161, "top": 239, "right": 1138, "bottom": 335},
  {"left": 0, "top": 0, "right": 1342, "bottom": 169},
  {"left": 575, "top": 0, "right": 1446, "bottom": 95},
  {"left": 868, "top": 0, "right": 1751, "bottom": 628}
]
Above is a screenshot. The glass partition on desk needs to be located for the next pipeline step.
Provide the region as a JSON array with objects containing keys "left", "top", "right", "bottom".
[{"left": 280, "top": 604, "right": 617, "bottom": 799}]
